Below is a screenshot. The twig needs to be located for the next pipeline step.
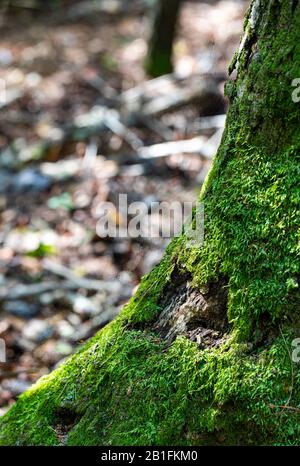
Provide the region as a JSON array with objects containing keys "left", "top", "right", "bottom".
[
  {"left": 42, "top": 259, "right": 121, "bottom": 294},
  {"left": 121, "top": 74, "right": 223, "bottom": 118},
  {"left": 135, "top": 114, "right": 174, "bottom": 141},
  {"left": 0, "top": 281, "right": 70, "bottom": 300},
  {"left": 192, "top": 114, "right": 226, "bottom": 131},
  {"left": 269, "top": 404, "right": 300, "bottom": 413},
  {"left": 138, "top": 136, "right": 213, "bottom": 160},
  {"left": 0, "top": 275, "right": 120, "bottom": 300},
  {"left": 103, "top": 109, "right": 144, "bottom": 151},
  {"left": 81, "top": 137, "right": 99, "bottom": 173}
]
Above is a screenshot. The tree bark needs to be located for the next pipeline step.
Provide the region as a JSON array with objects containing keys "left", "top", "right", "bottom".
[
  {"left": 145, "top": 0, "right": 182, "bottom": 77},
  {"left": 1, "top": 0, "right": 300, "bottom": 445}
]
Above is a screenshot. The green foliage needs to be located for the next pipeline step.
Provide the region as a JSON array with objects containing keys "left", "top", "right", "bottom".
[
  {"left": 48, "top": 192, "right": 74, "bottom": 211},
  {"left": 26, "top": 242, "right": 57, "bottom": 258},
  {"left": 174, "top": 0, "right": 300, "bottom": 339},
  {"left": 100, "top": 53, "right": 119, "bottom": 72}
]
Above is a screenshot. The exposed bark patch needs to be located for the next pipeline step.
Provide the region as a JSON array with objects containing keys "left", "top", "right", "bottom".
[
  {"left": 52, "top": 408, "right": 80, "bottom": 445},
  {"left": 153, "top": 273, "right": 229, "bottom": 349}
]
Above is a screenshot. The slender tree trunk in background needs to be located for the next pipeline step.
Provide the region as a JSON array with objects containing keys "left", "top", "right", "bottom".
[
  {"left": 1, "top": 0, "right": 300, "bottom": 445},
  {"left": 145, "top": 0, "right": 182, "bottom": 77}
]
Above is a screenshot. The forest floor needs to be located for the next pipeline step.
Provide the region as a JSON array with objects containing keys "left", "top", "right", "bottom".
[{"left": 0, "top": 0, "right": 247, "bottom": 413}]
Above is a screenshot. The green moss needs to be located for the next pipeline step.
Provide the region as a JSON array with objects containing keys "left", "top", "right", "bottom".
[
  {"left": 0, "top": 0, "right": 300, "bottom": 445},
  {"left": 0, "top": 325, "right": 299, "bottom": 445},
  {"left": 174, "top": 0, "right": 300, "bottom": 339}
]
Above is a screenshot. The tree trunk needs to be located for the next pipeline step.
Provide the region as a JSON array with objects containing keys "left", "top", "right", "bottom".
[
  {"left": 1, "top": 0, "right": 300, "bottom": 445},
  {"left": 145, "top": 0, "right": 182, "bottom": 77}
]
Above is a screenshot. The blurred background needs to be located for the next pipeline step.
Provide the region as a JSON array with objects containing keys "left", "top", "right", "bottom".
[{"left": 0, "top": 0, "right": 248, "bottom": 413}]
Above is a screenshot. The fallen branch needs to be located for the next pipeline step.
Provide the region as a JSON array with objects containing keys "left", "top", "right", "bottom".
[
  {"left": 121, "top": 74, "right": 225, "bottom": 118},
  {"left": 192, "top": 114, "right": 226, "bottom": 131},
  {"left": 103, "top": 108, "right": 144, "bottom": 151},
  {"left": 137, "top": 129, "right": 223, "bottom": 160},
  {"left": 42, "top": 259, "right": 121, "bottom": 294},
  {"left": 0, "top": 275, "right": 120, "bottom": 301},
  {"left": 0, "top": 281, "right": 72, "bottom": 300},
  {"left": 0, "top": 73, "right": 226, "bottom": 165}
]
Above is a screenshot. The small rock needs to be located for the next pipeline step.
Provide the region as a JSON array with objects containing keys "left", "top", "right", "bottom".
[
  {"left": 22, "top": 319, "right": 54, "bottom": 343},
  {"left": 0, "top": 48, "right": 13, "bottom": 66},
  {"left": 69, "top": 294, "right": 97, "bottom": 316},
  {"left": 0, "top": 170, "right": 11, "bottom": 193},
  {"left": 2, "top": 379, "right": 31, "bottom": 396},
  {"left": 55, "top": 341, "right": 73, "bottom": 356},
  {"left": 0, "top": 148, "right": 18, "bottom": 170},
  {"left": 39, "top": 290, "right": 65, "bottom": 306},
  {"left": 4, "top": 300, "right": 39, "bottom": 318},
  {"left": 14, "top": 168, "right": 52, "bottom": 192},
  {"left": 57, "top": 320, "right": 75, "bottom": 339}
]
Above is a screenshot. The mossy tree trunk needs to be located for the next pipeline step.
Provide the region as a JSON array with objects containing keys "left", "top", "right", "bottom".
[
  {"left": 1, "top": 0, "right": 300, "bottom": 445},
  {"left": 145, "top": 0, "right": 182, "bottom": 77}
]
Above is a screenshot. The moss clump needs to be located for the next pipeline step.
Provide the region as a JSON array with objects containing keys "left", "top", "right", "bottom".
[
  {"left": 0, "top": 0, "right": 300, "bottom": 445},
  {"left": 0, "top": 322, "right": 299, "bottom": 445}
]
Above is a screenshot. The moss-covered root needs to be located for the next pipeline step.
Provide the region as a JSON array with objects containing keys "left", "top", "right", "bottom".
[
  {"left": 1, "top": 0, "right": 300, "bottom": 445},
  {"left": 0, "top": 317, "right": 299, "bottom": 445}
]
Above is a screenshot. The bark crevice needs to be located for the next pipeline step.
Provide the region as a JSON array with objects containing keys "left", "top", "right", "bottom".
[
  {"left": 292, "top": 0, "right": 299, "bottom": 14},
  {"left": 153, "top": 273, "right": 229, "bottom": 348},
  {"left": 52, "top": 408, "right": 81, "bottom": 446}
]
